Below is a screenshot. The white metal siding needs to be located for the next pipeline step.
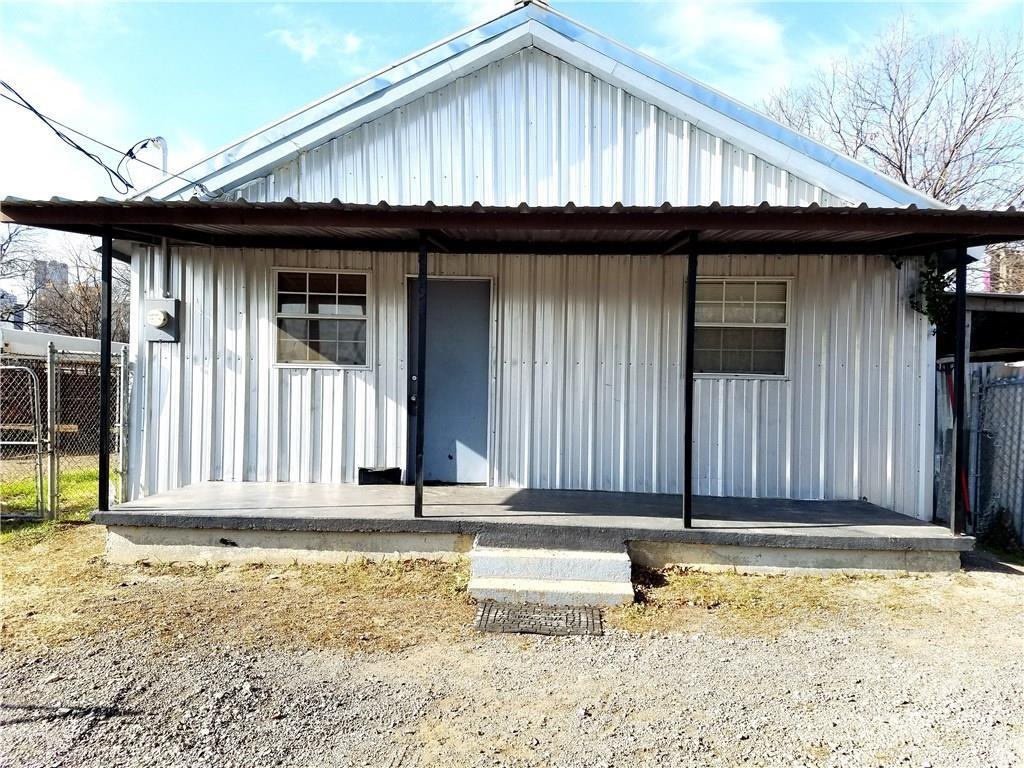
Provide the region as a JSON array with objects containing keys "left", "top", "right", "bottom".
[
  {"left": 128, "top": 246, "right": 935, "bottom": 519},
  {"left": 228, "top": 47, "right": 849, "bottom": 208}
]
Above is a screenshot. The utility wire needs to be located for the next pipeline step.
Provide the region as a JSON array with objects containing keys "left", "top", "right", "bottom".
[
  {"left": 0, "top": 84, "right": 219, "bottom": 197},
  {"left": 1, "top": 80, "right": 132, "bottom": 194}
]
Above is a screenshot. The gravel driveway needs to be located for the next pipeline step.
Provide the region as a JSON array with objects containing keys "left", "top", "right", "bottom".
[{"left": 1, "top": 527, "right": 1021, "bottom": 768}]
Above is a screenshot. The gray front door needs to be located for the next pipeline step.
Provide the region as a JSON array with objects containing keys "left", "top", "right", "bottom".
[{"left": 408, "top": 279, "right": 490, "bottom": 484}]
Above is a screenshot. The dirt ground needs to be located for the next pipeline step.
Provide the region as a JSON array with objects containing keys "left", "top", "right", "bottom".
[{"left": 1, "top": 523, "right": 1021, "bottom": 768}]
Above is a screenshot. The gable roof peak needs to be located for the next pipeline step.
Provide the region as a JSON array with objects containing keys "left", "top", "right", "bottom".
[{"left": 133, "top": 1, "right": 938, "bottom": 208}]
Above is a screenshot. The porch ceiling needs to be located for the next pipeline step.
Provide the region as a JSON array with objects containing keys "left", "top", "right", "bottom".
[{"left": 3, "top": 198, "right": 1024, "bottom": 260}]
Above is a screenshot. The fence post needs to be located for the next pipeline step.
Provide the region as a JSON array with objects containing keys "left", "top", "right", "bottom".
[
  {"left": 118, "top": 346, "right": 129, "bottom": 503},
  {"left": 46, "top": 342, "right": 58, "bottom": 520}
]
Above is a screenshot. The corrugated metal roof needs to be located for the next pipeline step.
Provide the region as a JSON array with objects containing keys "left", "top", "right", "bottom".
[{"left": 2, "top": 198, "right": 1021, "bottom": 257}]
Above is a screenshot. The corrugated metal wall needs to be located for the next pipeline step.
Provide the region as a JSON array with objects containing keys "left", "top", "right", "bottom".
[
  {"left": 227, "top": 47, "right": 849, "bottom": 208},
  {"left": 129, "top": 246, "right": 934, "bottom": 519},
  {"left": 128, "top": 45, "right": 935, "bottom": 518}
]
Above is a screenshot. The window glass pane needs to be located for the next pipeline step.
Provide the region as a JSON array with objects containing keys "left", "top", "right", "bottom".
[
  {"left": 753, "top": 328, "right": 786, "bottom": 351},
  {"left": 722, "top": 351, "right": 753, "bottom": 372},
  {"left": 695, "top": 303, "right": 723, "bottom": 323},
  {"left": 337, "top": 319, "right": 367, "bottom": 342},
  {"left": 724, "top": 282, "right": 755, "bottom": 301},
  {"left": 277, "top": 293, "right": 307, "bottom": 314},
  {"left": 693, "top": 350, "right": 721, "bottom": 372},
  {"left": 694, "top": 327, "right": 722, "bottom": 350},
  {"left": 755, "top": 303, "right": 786, "bottom": 324},
  {"left": 277, "top": 339, "right": 308, "bottom": 363},
  {"left": 722, "top": 328, "right": 753, "bottom": 350},
  {"left": 309, "top": 340, "right": 336, "bottom": 363},
  {"left": 309, "top": 319, "right": 367, "bottom": 344},
  {"left": 752, "top": 350, "right": 785, "bottom": 375},
  {"left": 277, "top": 272, "right": 306, "bottom": 292},
  {"left": 308, "top": 296, "right": 365, "bottom": 316},
  {"left": 723, "top": 303, "right": 755, "bottom": 323},
  {"left": 336, "top": 342, "right": 366, "bottom": 366},
  {"left": 756, "top": 282, "right": 786, "bottom": 302},
  {"left": 695, "top": 283, "right": 723, "bottom": 301},
  {"left": 308, "top": 273, "right": 337, "bottom": 294},
  {"left": 277, "top": 318, "right": 307, "bottom": 340},
  {"left": 338, "top": 274, "right": 367, "bottom": 294}
]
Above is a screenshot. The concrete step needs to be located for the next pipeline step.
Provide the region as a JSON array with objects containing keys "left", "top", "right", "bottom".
[
  {"left": 470, "top": 546, "right": 631, "bottom": 582},
  {"left": 469, "top": 577, "right": 634, "bottom": 607},
  {"left": 468, "top": 543, "right": 634, "bottom": 606}
]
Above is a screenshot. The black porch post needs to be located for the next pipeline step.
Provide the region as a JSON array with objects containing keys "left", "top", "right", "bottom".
[
  {"left": 682, "top": 237, "right": 699, "bottom": 528},
  {"left": 413, "top": 235, "right": 429, "bottom": 518},
  {"left": 951, "top": 246, "right": 969, "bottom": 535},
  {"left": 97, "top": 229, "right": 113, "bottom": 512}
]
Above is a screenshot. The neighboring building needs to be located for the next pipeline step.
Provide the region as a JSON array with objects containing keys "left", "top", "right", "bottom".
[{"left": 0, "top": 288, "right": 24, "bottom": 329}]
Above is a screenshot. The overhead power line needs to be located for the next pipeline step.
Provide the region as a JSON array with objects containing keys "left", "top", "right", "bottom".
[{"left": 0, "top": 82, "right": 219, "bottom": 198}]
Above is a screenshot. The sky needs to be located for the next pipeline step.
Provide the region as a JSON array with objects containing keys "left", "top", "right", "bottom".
[{"left": 0, "top": 0, "right": 1021, "bottom": 204}]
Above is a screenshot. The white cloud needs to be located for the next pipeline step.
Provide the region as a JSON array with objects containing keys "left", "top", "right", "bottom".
[
  {"left": 639, "top": 0, "right": 801, "bottom": 106},
  {"left": 447, "top": 0, "right": 516, "bottom": 27},
  {"left": 270, "top": 26, "right": 363, "bottom": 64},
  {"left": 267, "top": 4, "right": 367, "bottom": 71}
]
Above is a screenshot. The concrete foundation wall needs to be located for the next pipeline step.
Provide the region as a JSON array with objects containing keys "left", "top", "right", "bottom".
[
  {"left": 104, "top": 525, "right": 962, "bottom": 575},
  {"left": 105, "top": 525, "right": 472, "bottom": 566},
  {"left": 628, "top": 540, "right": 961, "bottom": 575}
]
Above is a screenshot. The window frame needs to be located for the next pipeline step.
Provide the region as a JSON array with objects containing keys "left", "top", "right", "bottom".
[
  {"left": 693, "top": 276, "right": 792, "bottom": 380},
  {"left": 271, "top": 266, "right": 372, "bottom": 370}
]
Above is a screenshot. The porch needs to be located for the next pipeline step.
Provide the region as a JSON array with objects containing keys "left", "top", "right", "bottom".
[{"left": 94, "top": 482, "right": 971, "bottom": 573}]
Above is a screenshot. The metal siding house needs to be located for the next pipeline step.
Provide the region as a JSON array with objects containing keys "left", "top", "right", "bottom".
[
  {"left": 126, "top": 4, "right": 935, "bottom": 517},
  {"left": 12, "top": 2, "right": 1024, "bottom": 588}
]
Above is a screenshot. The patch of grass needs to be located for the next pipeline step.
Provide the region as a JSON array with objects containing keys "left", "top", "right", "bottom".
[
  {"left": 0, "top": 519, "right": 65, "bottom": 548},
  {"left": 0, "top": 524, "right": 474, "bottom": 654},
  {"left": 0, "top": 473, "right": 41, "bottom": 516},
  {"left": 607, "top": 566, "right": 921, "bottom": 636},
  {"left": 0, "top": 464, "right": 119, "bottom": 522}
]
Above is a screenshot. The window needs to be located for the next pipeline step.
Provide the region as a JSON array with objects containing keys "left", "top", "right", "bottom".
[
  {"left": 275, "top": 270, "right": 368, "bottom": 366},
  {"left": 694, "top": 279, "right": 788, "bottom": 376}
]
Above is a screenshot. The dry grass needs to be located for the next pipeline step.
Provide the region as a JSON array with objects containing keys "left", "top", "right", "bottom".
[
  {"left": 607, "top": 565, "right": 950, "bottom": 636},
  {"left": 1, "top": 523, "right": 474, "bottom": 654},
  {"left": 4, "top": 525, "right": 1018, "bottom": 654}
]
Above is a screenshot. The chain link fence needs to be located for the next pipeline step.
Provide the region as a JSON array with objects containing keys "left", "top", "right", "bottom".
[
  {"left": 976, "top": 378, "right": 1024, "bottom": 545},
  {"left": 935, "top": 362, "right": 1024, "bottom": 547},
  {"left": 0, "top": 362, "right": 46, "bottom": 517},
  {"left": 0, "top": 345, "right": 127, "bottom": 521}
]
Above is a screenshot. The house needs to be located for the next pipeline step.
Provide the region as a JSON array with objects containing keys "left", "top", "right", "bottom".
[{"left": 5, "top": 1, "right": 1024, "bottom": 603}]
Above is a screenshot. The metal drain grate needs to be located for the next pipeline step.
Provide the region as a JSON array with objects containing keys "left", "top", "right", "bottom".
[{"left": 474, "top": 601, "right": 603, "bottom": 636}]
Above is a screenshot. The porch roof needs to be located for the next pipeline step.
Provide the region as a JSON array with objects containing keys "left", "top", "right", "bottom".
[{"left": 3, "top": 198, "right": 1023, "bottom": 260}]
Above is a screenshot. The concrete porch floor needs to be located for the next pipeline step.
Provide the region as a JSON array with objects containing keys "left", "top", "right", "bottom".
[{"left": 95, "top": 482, "right": 970, "bottom": 555}]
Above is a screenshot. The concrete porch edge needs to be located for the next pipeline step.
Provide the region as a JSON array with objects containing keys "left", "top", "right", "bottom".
[{"left": 93, "top": 510, "right": 973, "bottom": 554}]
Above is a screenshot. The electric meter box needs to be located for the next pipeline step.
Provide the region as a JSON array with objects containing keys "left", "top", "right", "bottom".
[{"left": 144, "top": 298, "right": 180, "bottom": 343}]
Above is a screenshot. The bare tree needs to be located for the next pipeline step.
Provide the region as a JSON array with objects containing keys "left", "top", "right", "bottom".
[
  {"left": 29, "top": 236, "right": 130, "bottom": 342},
  {"left": 764, "top": 15, "right": 1024, "bottom": 209},
  {"left": 0, "top": 224, "right": 44, "bottom": 323}
]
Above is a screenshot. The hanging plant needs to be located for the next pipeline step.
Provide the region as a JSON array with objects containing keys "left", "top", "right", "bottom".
[{"left": 907, "top": 254, "right": 954, "bottom": 331}]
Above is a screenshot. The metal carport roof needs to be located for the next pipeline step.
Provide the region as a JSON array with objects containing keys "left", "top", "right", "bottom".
[{"left": 2, "top": 198, "right": 1023, "bottom": 260}]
